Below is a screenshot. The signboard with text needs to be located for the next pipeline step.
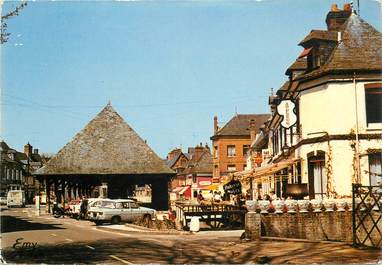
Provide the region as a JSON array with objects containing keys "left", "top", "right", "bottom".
[
  {"left": 223, "top": 180, "right": 242, "bottom": 195},
  {"left": 276, "top": 99, "right": 297, "bottom": 129}
]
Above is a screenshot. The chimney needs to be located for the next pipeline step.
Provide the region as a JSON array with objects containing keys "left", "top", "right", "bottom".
[
  {"left": 249, "top": 119, "right": 257, "bottom": 142},
  {"left": 24, "top": 143, "right": 32, "bottom": 158},
  {"left": 194, "top": 144, "right": 204, "bottom": 161},
  {"left": 204, "top": 143, "right": 210, "bottom": 151},
  {"left": 33, "top": 149, "right": 39, "bottom": 155},
  {"left": 214, "top": 116, "right": 218, "bottom": 134},
  {"left": 325, "top": 3, "right": 352, "bottom": 31}
]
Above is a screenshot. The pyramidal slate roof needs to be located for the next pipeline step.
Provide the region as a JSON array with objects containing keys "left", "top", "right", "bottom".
[
  {"left": 297, "top": 13, "right": 382, "bottom": 81},
  {"left": 35, "top": 104, "right": 174, "bottom": 175}
]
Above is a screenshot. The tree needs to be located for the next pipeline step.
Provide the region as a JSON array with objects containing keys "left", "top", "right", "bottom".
[{"left": 1, "top": 1, "right": 27, "bottom": 44}]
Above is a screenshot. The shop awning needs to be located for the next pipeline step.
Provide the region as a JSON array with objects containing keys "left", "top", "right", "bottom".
[
  {"left": 233, "top": 169, "right": 253, "bottom": 178},
  {"left": 205, "top": 184, "right": 220, "bottom": 191},
  {"left": 172, "top": 186, "right": 190, "bottom": 194},
  {"left": 252, "top": 158, "right": 300, "bottom": 179}
]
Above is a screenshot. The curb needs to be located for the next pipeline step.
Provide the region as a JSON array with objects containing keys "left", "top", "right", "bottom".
[
  {"left": 261, "top": 236, "right": 351, "bottom": 246},
  {"left": 96, "top": 225, "right": 189, "bottom": 235}
]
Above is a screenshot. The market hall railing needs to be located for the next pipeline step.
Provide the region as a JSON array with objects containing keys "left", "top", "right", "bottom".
[{"left": 175, "top": 203, "right": 247, "bottom": 230}]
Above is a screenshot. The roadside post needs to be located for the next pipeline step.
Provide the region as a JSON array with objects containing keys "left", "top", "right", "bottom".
[{"left": 35, "top": 195, "right": 40, "bottom": 216}]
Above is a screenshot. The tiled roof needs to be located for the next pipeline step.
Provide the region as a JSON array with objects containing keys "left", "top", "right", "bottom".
[
  {"left": 0, "top": 141, "right": 10, "bottom": 152},
  {"left": 183, "top": 150, "right": 213, "bottom": 175},
  {"left": 211, "top": 114, "right": 271, "bottom": 139},
  {"left": 35, "top": 103, "right": 175, "bottom": 175},
  {"left": 285, "top": 57, "right": 307, "bottom": 75},
  {"left": 166, "top": 152, "right": 186, "bottom": 168},
  {"left": 297, "top": 14, "right": 382, "bottom": 82},
  {"left": 299, "top": 30, "right": 338, "bottom": 47}
]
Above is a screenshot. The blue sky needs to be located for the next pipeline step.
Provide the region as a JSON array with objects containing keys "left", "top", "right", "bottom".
[{"left": 1, "top": 0, "right": 381, "bottom": 158}]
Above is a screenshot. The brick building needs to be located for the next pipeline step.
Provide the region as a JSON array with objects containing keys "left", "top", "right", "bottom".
[
  {"left": 210, "top": 114, "right": 270, "bottom": 183},
  {"left": 166, "top": 143, "right": 213, "bottom": 200}
]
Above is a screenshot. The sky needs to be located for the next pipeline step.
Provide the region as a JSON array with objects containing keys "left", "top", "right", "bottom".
[{"left": 1, "top": 0, "right": 381, "bottom": 158}]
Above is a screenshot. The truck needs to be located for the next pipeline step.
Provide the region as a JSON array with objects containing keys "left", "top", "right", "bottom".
[{"left": 7, "top": 190, "right": 26, "bottom": 208}]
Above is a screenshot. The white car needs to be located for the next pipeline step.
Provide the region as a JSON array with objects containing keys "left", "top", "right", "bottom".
[{"left": 88, "top": 199, "right": 156, "bottom": 225}]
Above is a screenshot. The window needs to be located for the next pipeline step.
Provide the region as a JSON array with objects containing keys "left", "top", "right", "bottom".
[
  {"left": 214, "top": 146, "right": 218, "bottom": 158},
  {"left": 129, "top": 202, "right": 139, "bottom": 209},
  {"left": 243, "top": 145, "right": 250, "bottom": 157},
  {"left": 307, "top": 151, "right": 327, "bottom": 199},
  {"left": 227, "top": 165, "right": 236, "bottom": 172},
  {"left": 227, "top": 145, "right": 236, "bottom": 157},
  {"left": 369, "top": 152, "right": 382, "bottom": 186},
  {"left": 365, "top": 84, "right": 382, "bottom": 124}
]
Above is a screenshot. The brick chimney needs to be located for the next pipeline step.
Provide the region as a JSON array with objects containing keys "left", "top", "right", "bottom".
[
  {"left": 249, "top": 120, "right": 257, "bottom": 142},
  {"left": 24, "top": 143, "right": 32, "bottom": 158},
  {"left": 214, "top": 116, "right": 219, "bottom": 134},
  {"left": 194, "top": 143, "right": 204, "bottom": 161},
  {"left": 326, "top": 3, "right": 352, "bottom": 31}
]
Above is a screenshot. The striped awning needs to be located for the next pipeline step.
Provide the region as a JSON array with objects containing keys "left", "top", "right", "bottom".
[{"left": 251, "top": 158, "right": 300, "bottom": 179}]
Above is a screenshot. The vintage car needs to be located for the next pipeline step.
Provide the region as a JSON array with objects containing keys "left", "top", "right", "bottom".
[{"left": 88, "top": 199, "right": 156, "bottom": 225}]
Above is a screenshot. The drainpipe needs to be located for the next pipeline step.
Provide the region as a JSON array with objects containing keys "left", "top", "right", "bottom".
[{"left": 353, "top": 72, "right": 361, "bottom": 184}]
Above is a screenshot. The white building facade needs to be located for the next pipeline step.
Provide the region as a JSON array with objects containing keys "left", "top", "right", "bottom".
[{"left": 247, "top": 4, "right": 382, "bottom": 199}]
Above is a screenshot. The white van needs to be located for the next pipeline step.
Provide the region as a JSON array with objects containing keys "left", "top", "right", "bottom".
[{"left": 7, "top": 190, "right": 26, "bottom": 207}]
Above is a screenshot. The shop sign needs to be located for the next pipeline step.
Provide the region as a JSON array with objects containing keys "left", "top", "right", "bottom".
[
  {"left": 199, "top": 180, "right": 212, "bottom": 186},
  {"left": 277, "top": 100, "right": 297, "bottom": 129},
  {"left": 223, "top": 180, "right": 242, "bottom": 195}
]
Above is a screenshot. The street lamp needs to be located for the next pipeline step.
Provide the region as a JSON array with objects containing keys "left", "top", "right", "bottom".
[{"left": 282, "top": 144, "right": 290, "bottom": 157}]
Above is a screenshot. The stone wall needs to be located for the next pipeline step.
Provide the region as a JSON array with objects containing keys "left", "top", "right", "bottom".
[{"left": 245, "top": 211, "right": 382, "bottom": 245}]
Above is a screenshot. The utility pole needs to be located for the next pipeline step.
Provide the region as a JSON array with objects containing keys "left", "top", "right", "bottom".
[{"left": 353, "top": 72, "right": 361, "bottom": 184}]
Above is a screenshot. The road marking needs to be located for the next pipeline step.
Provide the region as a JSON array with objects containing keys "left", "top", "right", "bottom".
[
  {"left": 85, "top": 245, "right": 95, "bottom": 250},
  {"left": 50, "top": 233, "right": 57, "bottom": 237},
  {"left": 109, "top": 255, "right": 133, "bottom": 264},
  {"left": 92, "top": 227, "right": 132, "bottom": 237},
  {"left": 65, "top": 238, "right": 74, "bottom": 242}
]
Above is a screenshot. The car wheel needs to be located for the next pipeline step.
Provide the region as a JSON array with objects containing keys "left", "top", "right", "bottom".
[
  {"left": 111, "top": 216, "right": 121, "bottom": 225},
  {"left": 95, "top": 220, "right": 103, "bottom": 226}
]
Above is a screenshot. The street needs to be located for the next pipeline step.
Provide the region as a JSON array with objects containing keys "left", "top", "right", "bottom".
[{"left": 0, "top": 206, "right": 381, "bottom": 264}]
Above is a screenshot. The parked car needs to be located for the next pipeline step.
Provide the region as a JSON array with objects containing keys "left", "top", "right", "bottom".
[
  {"left": 88, "top": 199, "right": 156, "bottom": 225},
  {"left": 68, "top": 199, "right": 81, "bottom": 217}
]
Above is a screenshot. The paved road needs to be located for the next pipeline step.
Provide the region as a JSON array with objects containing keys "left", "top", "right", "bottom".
[{"left": 1, "top": 206, "right": 381, "bottom": 264}]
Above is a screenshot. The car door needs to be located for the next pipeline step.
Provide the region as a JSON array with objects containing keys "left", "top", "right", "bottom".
[
  {"left": 129, "top": 202, "right": 142, "bottom": 220},
  {"left": 114, "top": 202, "right": 127, "bottom": 221}
]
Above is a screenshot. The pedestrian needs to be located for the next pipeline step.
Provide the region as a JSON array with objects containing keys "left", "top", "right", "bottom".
[
  {"left": 214, "top": 191, "right": 222, "bottom": 203},
  {"left": 79, "top": 199, "right": 88, "bottom": 220},
  {"left": 197, "top": 190, "right": 204, "bottom": 203}
]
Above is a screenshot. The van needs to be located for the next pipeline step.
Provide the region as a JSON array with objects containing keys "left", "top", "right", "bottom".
[{"left": 7, "top": 190, "right": 26, "bottom": 208}]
